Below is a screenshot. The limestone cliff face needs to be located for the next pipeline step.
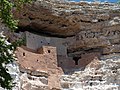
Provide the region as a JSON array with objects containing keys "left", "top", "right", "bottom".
[
  {"left": 14, "top": 0, "right": 120, "bottom": 54},
  {"left": 14, "top": 0, "right": 120, "bottom": 37}
]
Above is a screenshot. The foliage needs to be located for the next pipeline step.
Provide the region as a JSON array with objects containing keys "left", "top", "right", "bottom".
[
  {"left": 118, "top": 0, "right": 120, "bottom": 4},
  {"left": 0, "top": 31, "right": 25, "bottom": 90},
  {"left": 0, "top": 0, "right": 31, "bottom": 30},
  {"left": 0, "top": 32, "right": 24, "bottom": 90},
  {"left": 0, "top": 32, "right": 15, "bottom": 89},
  {"left": 0, "top": 0, "right": 32, "bottom": 89}
]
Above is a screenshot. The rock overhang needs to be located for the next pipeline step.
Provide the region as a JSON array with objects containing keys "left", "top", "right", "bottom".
[{"left": 13, "top": 0, "right": 120, "bottom": 37}]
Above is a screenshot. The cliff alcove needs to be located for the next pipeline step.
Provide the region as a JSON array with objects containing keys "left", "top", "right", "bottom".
[{"left": 0, "top": 0, "right": 120, "bottom": 90}]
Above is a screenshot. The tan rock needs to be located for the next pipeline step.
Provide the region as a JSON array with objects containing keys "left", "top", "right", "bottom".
[
  {"left": 16, "top": 46, "right": 63, "bottom": 89},
  {"left": 103, "top": 45, "right": 120, "bottom": 54},
  {"left": 13, "top": 1, "right": 120, "bottom": 37}
]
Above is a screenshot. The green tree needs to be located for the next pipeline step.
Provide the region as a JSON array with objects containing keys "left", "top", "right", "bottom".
[
  {"left": 0, "top": 32, "right": 15, "bottom": 89},
  {"left": 0, "top": 0, "right": 31, "bottom": 89},
  {"left": 0, "top": 0, "right": 31, "bottom": 30},
  {"left": 118, "top": 0, "right": 120, "bottom": 4}
]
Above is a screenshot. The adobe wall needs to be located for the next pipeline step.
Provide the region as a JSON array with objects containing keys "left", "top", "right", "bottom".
[
  {"left": 57, "top": 52, "right": 100, "bottom": 73},
  {"left": 16, "top": 46, "right": 48, "bottom": 72},
  {"left": 16, "top": 46, "right": 63, "bottom": 89},
  {"left": 78, "top": 52, "right": 100, "bottom": 68},
  {"left": 26, "top": 31, "right": 67, "bottom": 56}
]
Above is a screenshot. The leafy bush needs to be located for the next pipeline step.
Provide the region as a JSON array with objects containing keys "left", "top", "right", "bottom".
[
  {"left": 0, "top": 0, "right": 32, "bottom": 89},
  {"left": 0, "top": 32, "right": 15, "bottom": 89}
]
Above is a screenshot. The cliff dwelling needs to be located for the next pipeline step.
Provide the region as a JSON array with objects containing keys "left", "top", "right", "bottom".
[
  {"left": 26, "top": 31, "right": 67, "bottom": 56},
  {"left": 1, "top": 0, "right": 120, "bottom": 90},
  {"left": 16, "top": 31, "right": 101, "bottom": 72}
]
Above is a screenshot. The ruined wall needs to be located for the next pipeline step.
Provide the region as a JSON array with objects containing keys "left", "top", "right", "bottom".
[
  {"left": 57, "top": 52, "right": 100, "bottom": 73},
  {"left": 26, "top": 31, "right": 67, "bottom": 56},
  {"left": 61, "top": 55, "right": 120, "bottom": 90},
  {"left": 16, "top": 46, "right": 63, "bottom": 90}
]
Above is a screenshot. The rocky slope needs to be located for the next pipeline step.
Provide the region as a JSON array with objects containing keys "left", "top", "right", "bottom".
[{"left": 60, "top": 54, "right": 120, "bottom": 90}]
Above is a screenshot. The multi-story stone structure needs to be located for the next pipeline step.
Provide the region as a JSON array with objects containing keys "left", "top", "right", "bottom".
[{"left": 5, "top": 0, "right": 120, "bottom": 90}]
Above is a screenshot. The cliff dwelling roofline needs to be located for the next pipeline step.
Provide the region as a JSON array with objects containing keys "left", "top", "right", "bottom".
[{"left": 17, "top": 27, "right": 72, "bottom": 38}]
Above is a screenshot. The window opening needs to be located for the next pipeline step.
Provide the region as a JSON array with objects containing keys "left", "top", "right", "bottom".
[
  {"left": 48, "top": 50, "right": 50, "bottom": 53},
  {"left": 73, "top": 57, "right": 80, "bottom": 65},
  {"left": 23, "top": 52, "right": 25, "bottom": 56}
]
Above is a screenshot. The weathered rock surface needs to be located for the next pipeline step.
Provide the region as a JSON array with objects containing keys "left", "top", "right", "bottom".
[
  {"left": 13, "top": 0, "right": 120, "bottom": 56},
  {"left": 14, "top": 0, "right": 120, "bottom": 37},
  {"left": 60, "top": 54, "right": 120, "bottom": 90},
  {"left": 67, "top": 24, "right": 120, "bottom": 54}
]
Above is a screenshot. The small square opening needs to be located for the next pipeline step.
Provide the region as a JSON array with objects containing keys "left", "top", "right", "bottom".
[
  {"left": 23, "top": 52, "right": 25, "bottom": 56},
  {"left": 48, "top": 50, "right": 50, "bottom": 53}
]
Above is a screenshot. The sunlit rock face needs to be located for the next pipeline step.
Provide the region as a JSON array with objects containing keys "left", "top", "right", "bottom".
[
  {"left": 20, "top": 73, "right": 49, "bottom": 90},
  {"left": 60, "top": 54, "right": 120, "bottom": 90},
  {"left": 6, "top": 62, "right": 20, "bottom": 90},
  {"left": 0, "top": 62, "right": 20, "bottom": 90}
]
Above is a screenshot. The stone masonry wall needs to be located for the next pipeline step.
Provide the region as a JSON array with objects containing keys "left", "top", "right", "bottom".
[
  {"left": 16, "top": 46, "right": 63, "bottom": 90},
  {"left": 26, "top": 31, "right": 67, "bottom": 56}
]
